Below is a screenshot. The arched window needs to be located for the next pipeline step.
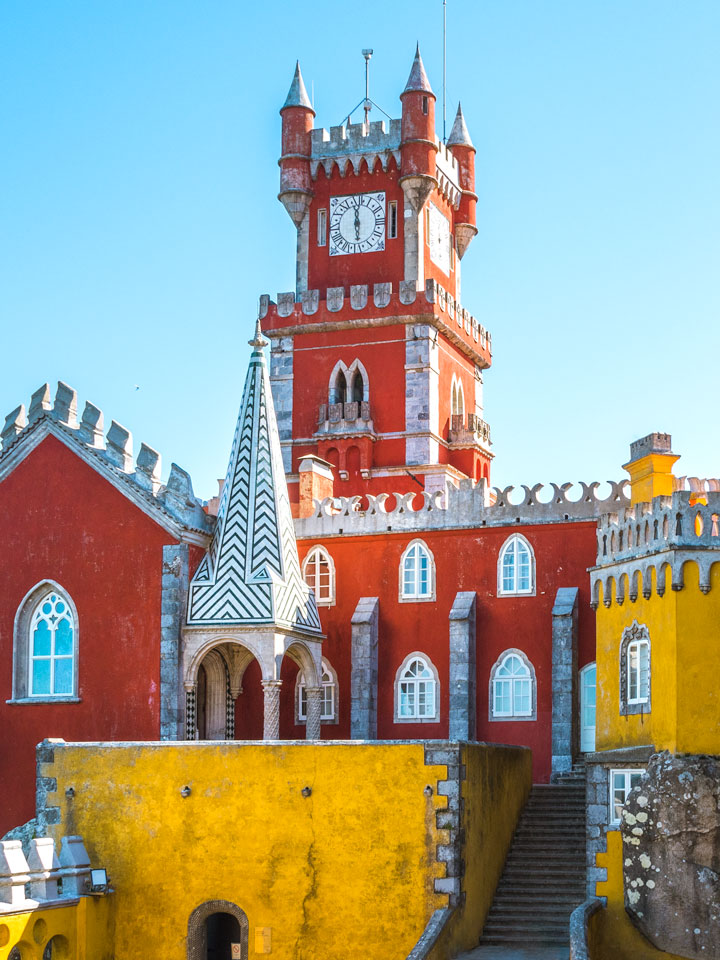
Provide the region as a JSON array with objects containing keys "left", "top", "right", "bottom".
[
  {"left": 297, "top": 659, "right": 338, "bottom": 723},
  {"left": 395, "top": 653, "right": 439, "bottom": 722},
  {"left": 12, "top": 582, "right": 79, "bottom": 701},
  {"left": 490, "top": 649, "right": 536, "bottom": 720},
  {"left": 302, "top": 546, "right": 335, "bottom": 605},
  {"left": 328, "top": 360, "right": 369, "bottom": 405},
  {"left": 399, "top": 540, "right": 435, "bottom": 601},
  {"left": 620, "top": 621, "right": 651, "bottom": 716},
  {"left": 351, "top": 370, "right": 364, "bottom": 403},
  {"left": 335, "top": 370, "right": 348, "bottom": 404},
  {"left": 498, "top": 534, "right": 535, "bottom": 596},
  {"left": 451, "top": 377, "right": 465, "bottom": 417}
]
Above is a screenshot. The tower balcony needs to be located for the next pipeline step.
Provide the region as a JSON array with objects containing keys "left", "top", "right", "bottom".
[
  {"left": 448, "top": 413, "right": 491, "bottom": 450},
  {"left": 315, "top": 401, "right": 375, "bottom": 437}
]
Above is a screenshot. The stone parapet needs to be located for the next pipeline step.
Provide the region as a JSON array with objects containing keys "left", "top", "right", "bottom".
[
  {"left": 0, "top": 381, "right": 212, "bottom": 540},
  {"left": 259, "top": 278, "right": 491, "bottom": 368},
  {"left": 296, "top": 478, "right": 630, "bottom": 539}
]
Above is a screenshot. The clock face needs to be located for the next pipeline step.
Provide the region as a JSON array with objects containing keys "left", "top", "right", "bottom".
[{"left": 329, "top": 192, "right": 385, "bottom": 256}]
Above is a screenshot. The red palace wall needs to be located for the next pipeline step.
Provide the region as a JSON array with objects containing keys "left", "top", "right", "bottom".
[
  {"left": 286, "top": 520, "right": 598, "bottom": 783},
  {"left": 0, "top": 435, "right": 190, "bottom": 835}
]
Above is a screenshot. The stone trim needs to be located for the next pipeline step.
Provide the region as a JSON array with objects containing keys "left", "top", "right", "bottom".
[
  {"left": 424, "top": 742, "right": 466, "bottom": 907},
  {"left": 398, "top": 538, "right": 437, "bottom": 603},
  {"left": 350, "top": 597, "right": 379, "bottom": 740},
  {"left": 448, "top": 592, "right": 476, "bottom": 741},
  {"left": 12, "top": 581, "right": 80, "bottom": 703},
  {"left": 569, "top": 898, "right": 603, "bottom": 960},
  {"left": 551, "top": 586, "right": 578, "bottom": 778},
  {"left": 394, "top": 651, "right": 441, "bottom": 724},
  {"left": 187, "top": 900, "right": 249, "bottom": 960},
  {"left": 405, "top": 907, "right": 456, "bottom": 959},
  {"left": 488, "top": 648, "right": 537, "bottom": 723},
  {"left": 496, "top": 533, "right": 536, "bottom": 597},
  {"left": 161, "top": 544, "right": 189, "bottom": 740}
]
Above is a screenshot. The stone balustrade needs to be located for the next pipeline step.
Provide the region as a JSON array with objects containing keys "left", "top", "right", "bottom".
[{"left": 0, "top": 836, "right": 94, "bottom": 911}]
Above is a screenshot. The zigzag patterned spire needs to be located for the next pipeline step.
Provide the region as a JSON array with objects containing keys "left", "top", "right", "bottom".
[{"left": 187, "top": 322, "right": 321, "bottom": 633}]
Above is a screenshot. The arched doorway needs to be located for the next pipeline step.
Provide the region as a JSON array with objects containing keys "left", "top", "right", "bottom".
[
  {"left": 580, "top": 662, "right": 596, "bottom": 753},
  {"left": 187, "top": 901, "right": 248, "bottom": 960}
]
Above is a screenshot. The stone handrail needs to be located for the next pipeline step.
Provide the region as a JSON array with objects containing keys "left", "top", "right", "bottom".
[
  {"left": 569, "top": 897, "right": 603, "bottom": 960},
  {"left": 405, "top": 907, "right": 456, "bottom": 960}
]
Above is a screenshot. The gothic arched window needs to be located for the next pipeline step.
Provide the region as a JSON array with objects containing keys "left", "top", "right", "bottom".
[
  {"left": 399, "top": 540, "right": 435, "bottom": 601},
  {"left": 13, "top": 582, "right": 79, "bottom": 701},
  {"left": 302, "top": 546, "right": 336, "bottom": 605},
  {"left": 498, "top": 534, "right": 535, "bottom": 596},
  {"left": 490, "top": 650, "right": 536, "bottom": 720},
  {"left": 395, "top": 653, "right": 439, "bottom": 722}
]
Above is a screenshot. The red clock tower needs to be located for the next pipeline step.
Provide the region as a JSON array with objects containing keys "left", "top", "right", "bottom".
[{"left": 260, "top": 48, "right": 492, "bottom": 506}]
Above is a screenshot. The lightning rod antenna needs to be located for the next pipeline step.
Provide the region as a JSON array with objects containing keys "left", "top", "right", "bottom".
[
  {"left": 442, "top": 0, "right": 447, "bottom": 142},
  {"left": 362, "top": 48, "right": 373, "bottom": 126}
]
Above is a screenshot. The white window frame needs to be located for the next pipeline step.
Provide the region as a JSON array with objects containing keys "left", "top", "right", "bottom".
[
  {"left": 11, "top": 581, "right": 80, "bottom": 703},
  {"left": 302, "top": 545, "right": 336, "bottom": 606},
  {"left": 317, "top": 208, "right": 327, "bottom": 247},
  {"left": 296, "top": 659, "right": 338, "bottom": 724},
  {"left": 394, "top": 652, "right": 440, "bottom": 723},
  {"left": 619, "top": 621, "right": 652, "bottom": 716},
  {"left": 626, "top": 639, "right": 649, "bottom": 704},
  {"left": 399, "top": 539, "right": 436, "bottom": 602},
  {"left": 489, "top": 648, "right": 537, "bottom": 722},
  {"left": 609, "top": 768, "right": 646, "bottom": 826},
  {"left": 497, "top": 534, "right": 536, "bottom": 597}
]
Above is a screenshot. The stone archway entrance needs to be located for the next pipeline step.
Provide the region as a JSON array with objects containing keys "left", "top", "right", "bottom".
[{"left": 187, "top": 900, "right": 248, "bottom": 960}]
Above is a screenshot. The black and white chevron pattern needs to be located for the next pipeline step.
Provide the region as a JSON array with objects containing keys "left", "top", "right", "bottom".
[{"left": 187, "top": 345, "right": 321, "bottom": 633}]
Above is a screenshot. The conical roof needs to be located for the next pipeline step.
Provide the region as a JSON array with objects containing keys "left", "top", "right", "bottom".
[
  {"left": 187, "top": 320, "right": 321, "bottom": 634},
  {"left": 403, "top": 44, "right": 434, "bottom": 95},
  {"left": 281, "top": 61, "right": 313, "bottom": 111},
  {"left": 447, "top": 102, "right": 474, "bottom": 148}
]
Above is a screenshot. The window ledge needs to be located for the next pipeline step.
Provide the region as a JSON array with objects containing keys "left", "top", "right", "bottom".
[
  {"left": 398, "top": 595, "right": 436, "bottom": 604},
  {"left": 394, "top": 716, "right": 440, "bottom": 724},
  {"left": 489, "top": 714, "right": 537, "bottom": 722},
  {"left": 497, "top": 590, "right": 536, "bottom": 598},
  {"left": 6, "top": 696, "right": 81, "bottom": 705},
  {"left": 295, "top": 718, "right": 337, "bottom": 725}
]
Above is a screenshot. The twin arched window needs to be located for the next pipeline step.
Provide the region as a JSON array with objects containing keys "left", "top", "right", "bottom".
[
  {"left": 329, "top": 361, "right": 368, "bottom": 405},
  {"left": 490, "top": 649, "right": 536, "bottom": 720},
  {"left": 400, "top": 540, "right": 435, "bottom": 601},
  {"left": 296, "top": 659, "right": 338, "bottom": 723},
  {"left": 13, "top": 583, "right": 78, "bottom": 701},
  {"left": 395, "top": 653, "right": 439, "bottom": 721},
  {"left": 451, "top": 376, "right": 465, "bottom": 418},
  {"left": 498, "top": 534, "right": 535, "bottom": 596},
  {"left": 302, "top": 546, "right": 336, "bottom": 605}
]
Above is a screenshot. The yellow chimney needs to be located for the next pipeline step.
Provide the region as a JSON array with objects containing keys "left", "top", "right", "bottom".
[{"left": 623, "top": 433, "right": 679, "bottom": 505}]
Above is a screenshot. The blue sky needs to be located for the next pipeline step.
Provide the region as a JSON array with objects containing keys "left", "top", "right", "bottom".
[{"left": 2, "top": 1, "right": 718, "bottom": 500}]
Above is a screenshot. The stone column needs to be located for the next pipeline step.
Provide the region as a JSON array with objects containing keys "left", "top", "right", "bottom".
[
  {"left": 305, "top": 687, "right": 323, "bottom": 741},
  {"left": 551, "top": 586, "right": 579, "bottom": 779},
  {"left": 296, "top": 212, "right": 310, "bottom": 295},
  {"left": 262, "top": 680, "right": 282, "bottom": 740},
  {"left": 448, "top": 591, "right": 477, "bottom": 741},
  {"left": 351, "top": 597, "right": 379, "bottom": 740},
  {"left": 184, "top": 684, "right": 197, "bottom": 741},
  {"left": 401, "top": 192, "right": 423, "bottom": 290},
  {"left": 161, "top": 544, "right": 190, "bottom": 740}
]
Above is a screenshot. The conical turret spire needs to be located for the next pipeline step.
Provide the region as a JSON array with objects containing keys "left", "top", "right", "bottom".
[
  {"left": 403, "top": 44, "right": 433, "bottom": 95},
  {"left": 447, "top": 102, "right": 474, "bottom": 149},
  {"left": 187, "top": 332, "right": 321, "bottom": 634},
  {"left": 282, "top": 61, "right": 313, "bottom": 111}
]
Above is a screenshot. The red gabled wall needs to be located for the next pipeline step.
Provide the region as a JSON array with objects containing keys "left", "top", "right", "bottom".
[
  {"left": 0, "top": 435, "right": 182, "bottom": 834},
  {"left": 294, "top": 519, "right": 597, "bottom": 781}
]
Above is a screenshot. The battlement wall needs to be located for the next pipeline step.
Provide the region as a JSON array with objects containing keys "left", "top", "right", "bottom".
[
  {"left": 591, "top": 489, "right": 720, "bottom": 603},
  {"left": 260, "top": 278, "right": 491, "bottom": 367},
  {"left": 0, "top": 381, "right": 212, "bottom": 536},
  {"left": 295, "top": 477, "right": 630, "bottom": 539}
]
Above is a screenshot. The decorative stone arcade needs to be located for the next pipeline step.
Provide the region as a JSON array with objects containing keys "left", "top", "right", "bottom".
[{"left": 181, "top": 321, "right": 324, "bottom": 740}]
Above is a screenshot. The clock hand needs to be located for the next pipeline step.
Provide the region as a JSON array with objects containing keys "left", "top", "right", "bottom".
[{"left": 354, "top": 205, "right": 361, "bottom": 240}]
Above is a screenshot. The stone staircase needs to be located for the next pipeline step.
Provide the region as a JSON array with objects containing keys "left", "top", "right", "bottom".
[{"left": 476, "top": 763, "right": 586, "bottom": 950}]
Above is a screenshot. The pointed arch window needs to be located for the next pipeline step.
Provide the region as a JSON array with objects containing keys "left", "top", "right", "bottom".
[
  {"left": 12, "top": 582, "right": 79, "bottom": 702},
  {"left": 395, "top": 653, "right": 439, "bottom": 722},
  {"left": 399, "top": 540, "right": 435, "bottom": 601},
  {"left": 620, "top": 621, "right": 651, "bottom": 716},
  {"left": 498, "top": 534, "right": 535, "bottom": 596},
  {"left": 451, "top": 377, "right": 465, "bottom": 418},
  {"left": 490, "top": 649, "right": 536, "bottom": 720},
  {"left": 302, "top": 546, "right": 335, "bottom": 605},
  {"left": 297, "top": 659, "right": 338, "bottom": 723}
]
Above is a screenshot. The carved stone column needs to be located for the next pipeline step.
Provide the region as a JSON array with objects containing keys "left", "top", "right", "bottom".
[
  {"left": 305, "top": 686, "right": 323, "bottom": 741},
  {"left": 184, "top": 684, "right": 197, "bottom": 741},
  {"left": 262, "top": 680, "right": 282, "bottom": 740}
]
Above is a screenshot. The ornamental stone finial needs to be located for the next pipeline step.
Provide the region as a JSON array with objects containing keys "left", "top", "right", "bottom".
[{"left": 249, "top": 317, "right": 269, "bottom": 351}]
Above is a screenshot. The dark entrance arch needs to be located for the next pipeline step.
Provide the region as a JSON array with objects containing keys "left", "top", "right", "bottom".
[{"left": 187, "top": 900, "right": 249, "bottom": 960}]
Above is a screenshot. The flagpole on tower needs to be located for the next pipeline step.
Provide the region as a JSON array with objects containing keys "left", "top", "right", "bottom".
[{"left": 442, "top": 0, "right": 447, "bottom": 142}]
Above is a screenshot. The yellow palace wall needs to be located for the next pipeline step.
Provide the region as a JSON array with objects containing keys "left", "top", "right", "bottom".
[
  {"left": 35, "top": 739, "right": 530, "bottom": 960},
  {"left": 595, "top": 561, "right": 720, "bottom": 755}
]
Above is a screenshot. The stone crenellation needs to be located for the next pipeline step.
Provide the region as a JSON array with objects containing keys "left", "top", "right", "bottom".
[
  {"left": 0, "top": 381, "right": 212, "bottom": 535},
  {"left": 309, "top": 119, "right": 402, "bottom": 178},
  {"left": 260, "top": 278, "right": 491, "bottom": 352},
  {"left": 295, "top": 477, "right": 630, "bottom": 539},
  {"left": 591, "top": 489, "right": 720, "bottom": 604}
]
